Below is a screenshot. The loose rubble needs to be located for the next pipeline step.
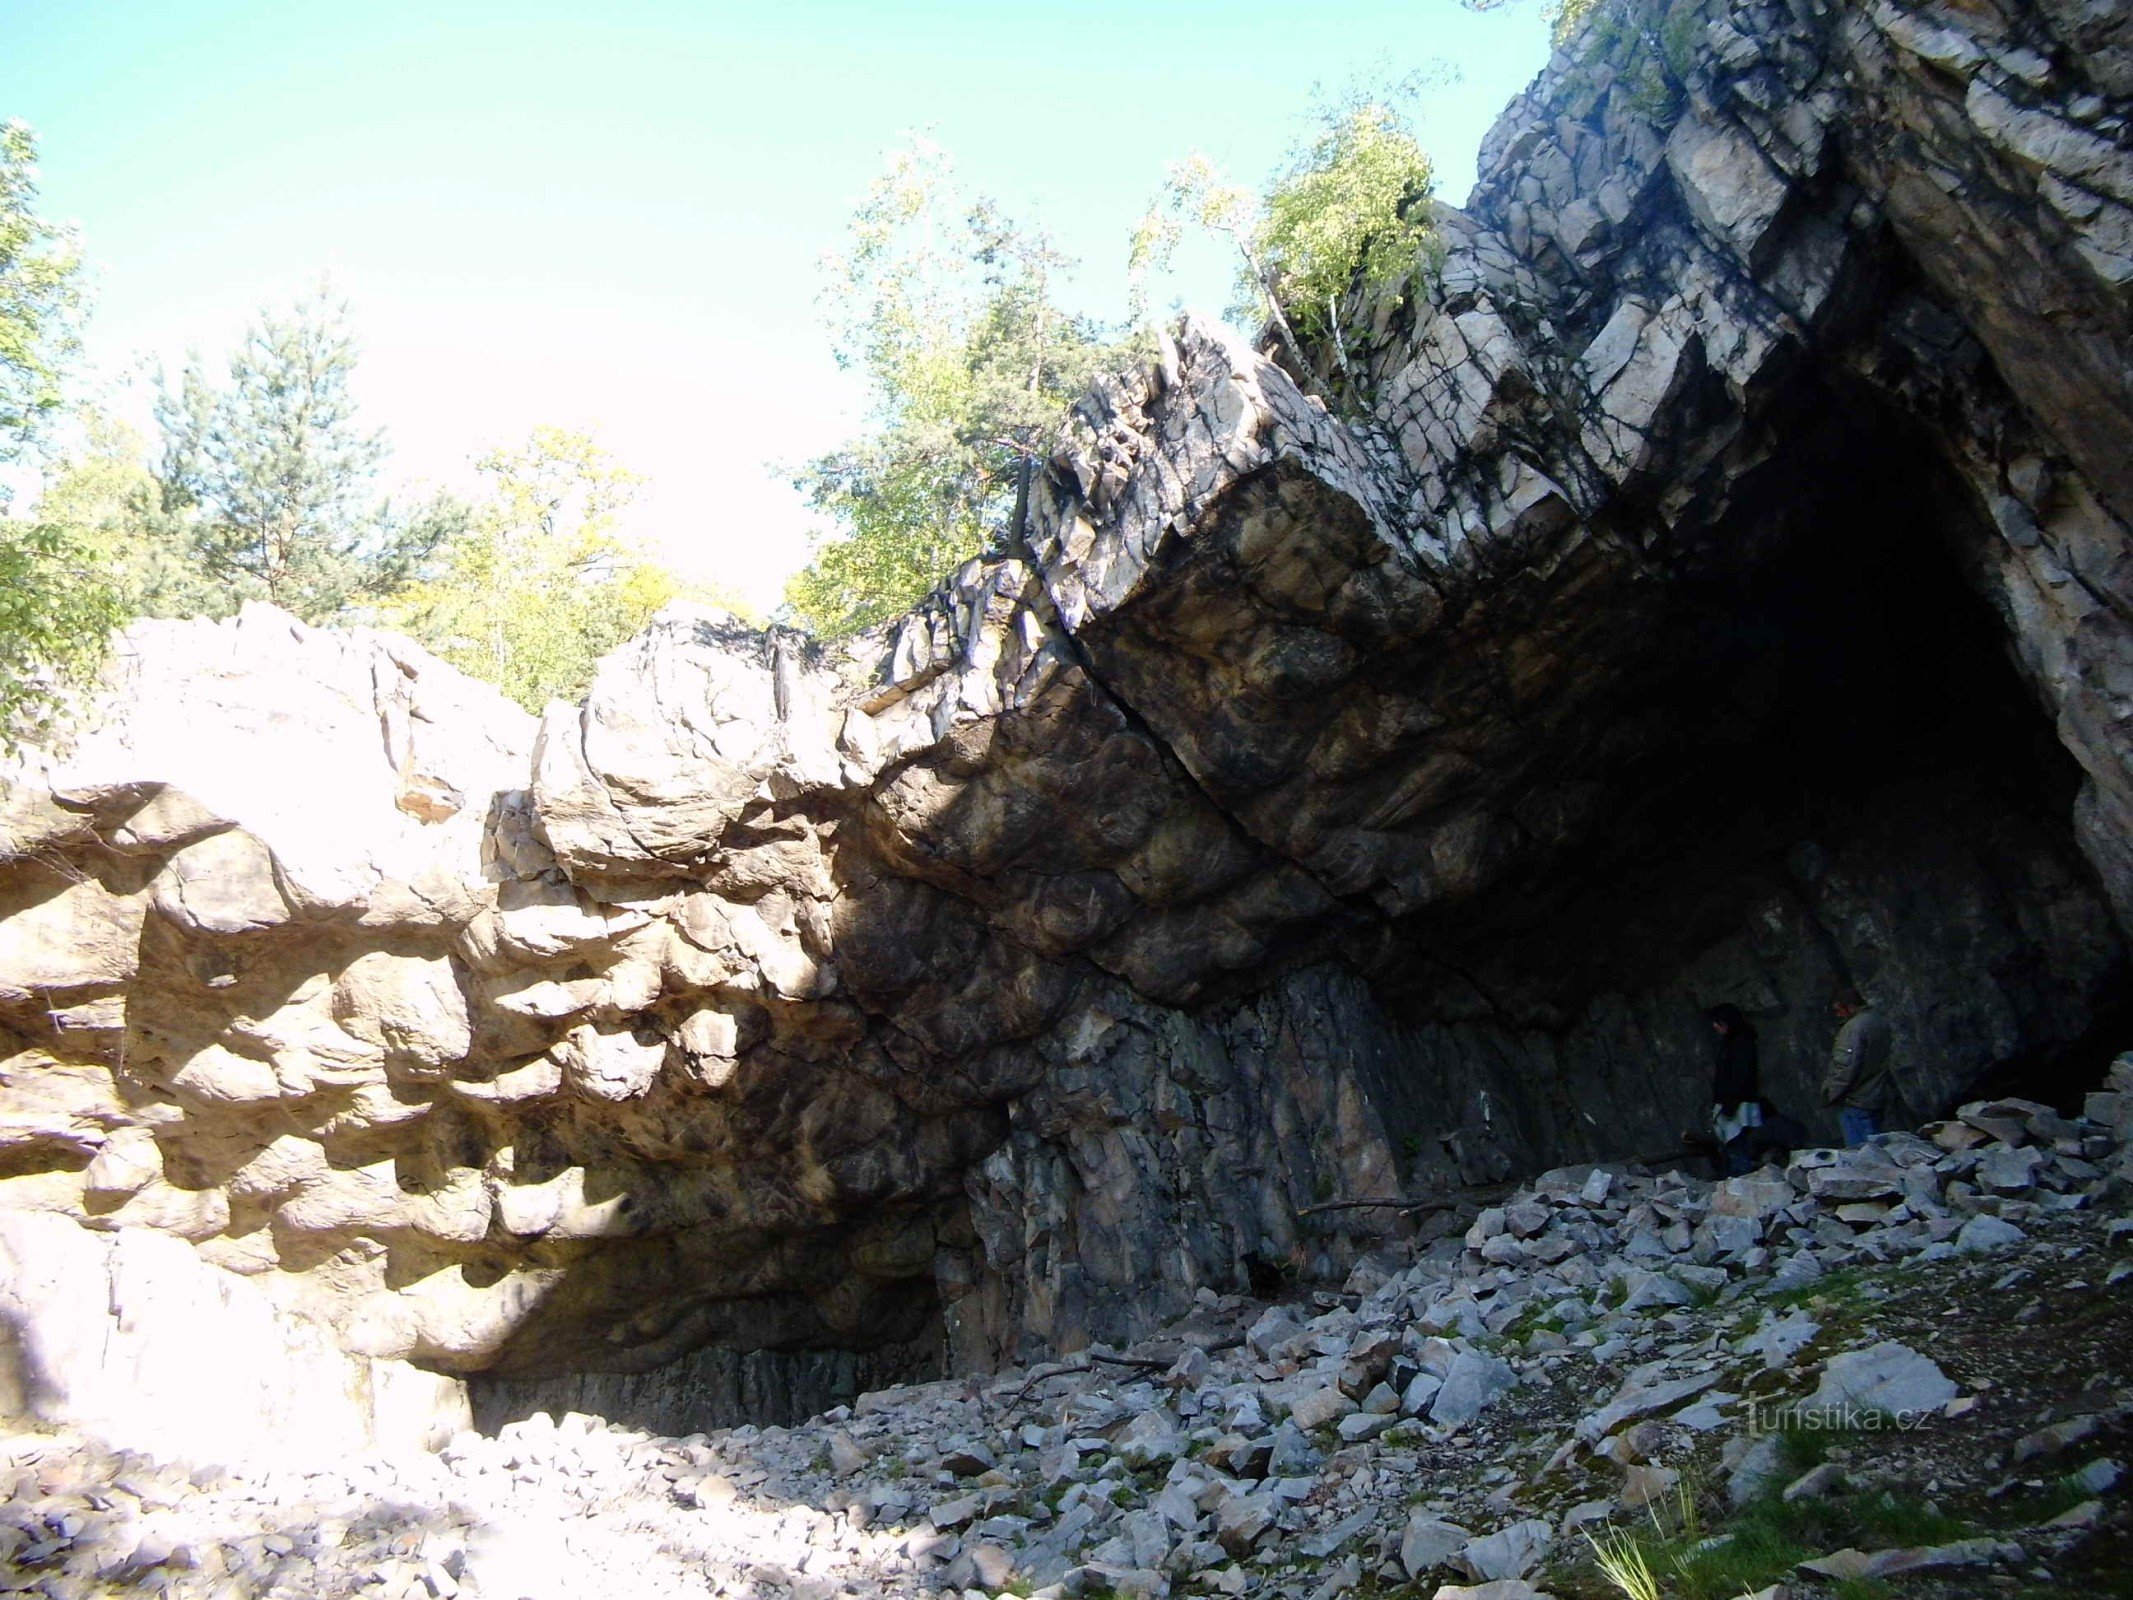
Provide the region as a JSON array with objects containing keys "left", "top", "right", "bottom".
[{"left": 9, "top": 1075, "right": 2131, "bottom": 1599}]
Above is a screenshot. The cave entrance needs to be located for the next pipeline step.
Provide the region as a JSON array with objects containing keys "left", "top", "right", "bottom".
[
  {"left": 1375, "top": 375, "right": 2129, "bottom": 1177},
  {"left": 1662, "top": 379, "right": 2133, "bottom": 1108},
  {"left": 1662, "top": 389, "right": 2078, "bottom": 865}
]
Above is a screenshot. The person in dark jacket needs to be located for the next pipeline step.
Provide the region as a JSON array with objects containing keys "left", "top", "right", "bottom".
[{"left": 1706, "top": 1004, "right": 1763, "bottom": 1176}]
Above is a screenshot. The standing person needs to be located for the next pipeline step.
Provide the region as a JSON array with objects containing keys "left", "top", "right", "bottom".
[
  {"left": 1707, "top": 1004, "right": 1763, "bottom": 1176},
  {"left": 1822, "top": 986, "right": 1896, "bottom": 1146}
]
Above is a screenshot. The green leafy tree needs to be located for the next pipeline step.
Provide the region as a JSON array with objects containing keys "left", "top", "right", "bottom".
[
  {"left": 1131, "top": 152, "right": 1311, "bottom": 377},
  {"left": 1462, "top": 0, "right": 1703, "bottom": 113},
  {"left": 0, "top": 119, "right": 122, "bottom": 750},
  {"left": 1261, "top": 105, "right": 1436, "bottom": 349},
  {"left": 785, "top": 139, "right": 1113, "bottom": 637},
  {"left": 1460, "top": 0, "right": 1604, "bottom": 46},
  {"left": 0, "top": 120, "right": 82, "bottom": 454},
  {"left": 1553, "top": 0, "right": 1603, "bottom": 41},
  {"left": 0, "top": 521, "right": 124, "bottom": 751},
  {"left": 387, "top": 426, "right": 750, "bottom": 710},
  {"left": 1134, "top": 96, "right": 1435, "bottom": 397},
  {"left": 153, "top": 290, "right": 461, "bottom": 621},
  {"left": 36, "top": 413, "right": 224, "bottom": 619}
]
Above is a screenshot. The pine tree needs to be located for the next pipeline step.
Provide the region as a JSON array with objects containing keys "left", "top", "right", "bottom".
[{"left": 152, "top": 290, "right": 461, "bottom": 622}]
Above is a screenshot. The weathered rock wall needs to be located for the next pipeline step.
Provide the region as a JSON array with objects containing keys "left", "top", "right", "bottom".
[
  {"left": 468, "top": 1332, "right": 939, "bottom": 1439},
  {"left": 0, "top": 0, "right": 2129, "bottom": 1425},
  {"left": 0, "top": 1209, "right": 467, "bottom": 1465}
]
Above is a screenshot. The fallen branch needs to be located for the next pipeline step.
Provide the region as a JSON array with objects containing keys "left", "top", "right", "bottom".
[
  {"left": 1297, "top": 1187, "right": 1510, "bottom": 1220},
  {"left": 1297, "top": 1196, "right": 1423, "bottom": 1216},
  {"left": 997, "top": 1359, "right": 1090, "bottom": 1416},
  {"left": 1087, "top": 1351, "right": 1175, "bottom": 1372},
  {"left": 1298, "top": 1144, "right": 1704, "bottom": 1221},
  {"left": 996, "top": 1334, "right": 1250, "bottom": 1416}
]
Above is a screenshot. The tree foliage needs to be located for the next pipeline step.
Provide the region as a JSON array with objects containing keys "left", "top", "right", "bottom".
[
  {"left": 152, "top": 291, "right": 462, "bottom": 622},
  {"left": 0, "top": 120, "right": 122, "bottom": 751},
  {"left": 1553, "top": 0, "right": 1604, "bottom": 42},
  {"left": 1458, "top": 0, "right": 1603, "bottom": 43},
  {"left": 37, "top": 306, "right": 732, "bottom": 713},
  {"left": 0, "top": 521, "right": 123, "bottom": 750},
  {"left": 1133, "top": 95, "right": 1435, "bottom": 398},
  {"left": 36, "top": 414, "right": 226, "bottom": 620},
  {"left": 785, "top": 140, "right": 1113, "bottom": 637},
  {"left": 1129, "top": 151, "right": 1272, "bottom": 336},
  {"left": 1260, "top": 105, "right": 1436, "bottom": 343},
  {"left": 387, "top": 426, "right": 746, "bottom": 711},
  {"left": 4, "top": 125, "right": 738, "bottom": 730},
  {"left": 0, "top": 120, "right": 82, "bottom": 456}
]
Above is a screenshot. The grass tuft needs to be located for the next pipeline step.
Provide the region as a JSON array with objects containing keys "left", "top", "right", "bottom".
[
  {"left": 1556, "top": 1473, "right": 1971, "bottom": 1600},
  {"left": 1584, "top": 1523, "right": 1662, "bottom": 1600}
]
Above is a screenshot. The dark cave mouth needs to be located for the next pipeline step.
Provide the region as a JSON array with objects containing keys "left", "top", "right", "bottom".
[{"left": 1375, "top": 380, "right": 2129, "bottom": 1146}]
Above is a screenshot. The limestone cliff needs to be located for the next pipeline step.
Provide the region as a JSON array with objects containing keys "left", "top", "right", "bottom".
[{"left": 0, "top": 0, "right": 2128, "bottom": 1427}]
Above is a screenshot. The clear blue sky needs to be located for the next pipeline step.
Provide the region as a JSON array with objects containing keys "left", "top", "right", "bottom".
[{"left": 5, "top": 0, "right": 1553, "bottom": 609}]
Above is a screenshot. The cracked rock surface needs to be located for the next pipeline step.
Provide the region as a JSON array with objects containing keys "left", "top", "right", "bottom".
[{"left": 2, "top": 0, "right": 2133, "bottom": 1424}]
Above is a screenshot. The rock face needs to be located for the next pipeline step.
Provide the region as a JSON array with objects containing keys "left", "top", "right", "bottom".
[
  {"left": 2, "top": 0, "right": 2132, "bottom": 1423},
  {"left": 0, "top": 1209, "right": 468, "bottom": 1466}
]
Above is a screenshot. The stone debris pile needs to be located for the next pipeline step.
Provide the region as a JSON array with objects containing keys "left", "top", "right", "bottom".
[
  {"left": 763, "top": 1082, "right": 2133, "bottom": 1599},
  {"left": 0, "top": 1413, "right": 915, "bottom": 1600},
  {"left": 8, "top": 1076, "right": 2127, "bottom": 1600},
  {"left": 0, "top": 1435, "right": 475, "bottom": 1600}
]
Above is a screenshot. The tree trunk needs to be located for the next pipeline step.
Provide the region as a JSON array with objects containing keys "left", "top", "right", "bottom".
[
  {"left": 1241, "top": 249, "right": 1313, "bottom": 395},
  {"left": 1326, "top": 295, "right": 1355, "bottom": 392}
]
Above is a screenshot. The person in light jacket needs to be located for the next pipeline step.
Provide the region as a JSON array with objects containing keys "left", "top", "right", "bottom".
[{"left": 1822, "top": 986, "right": 1896, "bottom": 1145}]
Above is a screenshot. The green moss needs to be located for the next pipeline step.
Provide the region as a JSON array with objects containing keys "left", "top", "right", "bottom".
[
  {"left": 1772, "top": 1416, "right": 1861, "bottom": 1476},
  {"left": 1765, "top": 1265, "right": 1870, "bottom": 1312},
  {"left": 1998, "top": 1470, "right": 2099, "bottom": 1526},
  {"left": 1657, "top": 0, "right": 1701, "bottom": 84}
]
